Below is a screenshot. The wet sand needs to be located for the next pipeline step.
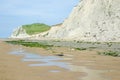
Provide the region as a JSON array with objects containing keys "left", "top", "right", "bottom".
[{"left": 0, "top": 40, "right": 120, "bottom": 80}]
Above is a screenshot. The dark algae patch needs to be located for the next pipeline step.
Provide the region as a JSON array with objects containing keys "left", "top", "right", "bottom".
[
  {"left": 98, "top": 51, "right": 120, "bottom": 57},
  {"left": 75, "top": 48, "right": 87, "bottom": 51}
]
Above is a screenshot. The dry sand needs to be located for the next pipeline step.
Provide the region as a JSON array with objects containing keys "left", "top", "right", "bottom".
[{"left": 0, "top": 40, "right": 120, "bottom": 80}]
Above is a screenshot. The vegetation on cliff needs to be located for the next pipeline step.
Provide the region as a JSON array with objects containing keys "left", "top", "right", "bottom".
[{"left": 22, "top": 23, "right": 50, "bottom": 35}]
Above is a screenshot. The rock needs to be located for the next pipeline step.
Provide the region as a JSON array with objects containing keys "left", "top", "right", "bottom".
[
  {"left": 44, "top": 0, "right": 120, "bottom": 42},
  {"left": 10, "top": 23, "right": 50, "bottom": 39},
  {"left": 10, "top": 27, "right": 30, "bottom": 38},
  {"left": 56, "top": 53, "right": 64, "bottom": 56}
]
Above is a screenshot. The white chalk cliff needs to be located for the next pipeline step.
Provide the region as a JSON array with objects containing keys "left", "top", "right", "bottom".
[
  {"left": 43, "top": 0, "right": 120, "bottom": 42},
  {"left": 10, "top": 27, "right": 30, "bottom": 38}
]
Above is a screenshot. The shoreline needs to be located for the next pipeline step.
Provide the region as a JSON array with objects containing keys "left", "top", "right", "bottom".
[{"left": 0, "top": 40, "right": 120, "bottom": 80}]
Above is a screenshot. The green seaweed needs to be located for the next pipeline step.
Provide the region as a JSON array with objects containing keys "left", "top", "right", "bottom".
[{"left": 5, "top": 40, "right": 53, "bottom": 49}]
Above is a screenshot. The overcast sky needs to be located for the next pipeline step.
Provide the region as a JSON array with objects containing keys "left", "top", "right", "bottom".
[{"left": 0, "top": 0, "right": 79, "bottom": 38}]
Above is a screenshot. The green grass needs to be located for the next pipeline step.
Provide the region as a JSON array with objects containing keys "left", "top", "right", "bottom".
[
  {"left": 5, "top": 40, "right": 53, "bottom": 49},
  {"left": 22, "top": 23, "right": 50, "bottom": 35},
  {"left": 98, "top": 51, "right": 120, "bottom": 57}
]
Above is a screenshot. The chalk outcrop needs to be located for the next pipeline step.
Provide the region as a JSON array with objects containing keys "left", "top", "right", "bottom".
[
  {"left": 10, "top": 27, "right": 30, "bottom": 38},
  {"left": 10, "top": 0, "right": 120, "bottom": 42},
  {"left": 10, "top": 23, "right": 50, "bottom": 39},
  {"left": 44, "top": 0, "right": 120, "bottom": 42}
]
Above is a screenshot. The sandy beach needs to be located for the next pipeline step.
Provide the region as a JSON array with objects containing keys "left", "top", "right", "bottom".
[{"left": 0, "top": 40, "right": 120, "bottom": 80}]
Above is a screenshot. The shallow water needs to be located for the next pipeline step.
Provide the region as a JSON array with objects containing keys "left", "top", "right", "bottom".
[
  {"left": 10, "top": 48, "right": 71, "bottom": 70},
  {"left": 49, "top": 70, "right": 61, "bottom": 73},
  {"left": 69, "top": 65, "right": 109, "bottom": 80},
  {"left": 9, "top": 47, "right": 110, "bottom": 80}
]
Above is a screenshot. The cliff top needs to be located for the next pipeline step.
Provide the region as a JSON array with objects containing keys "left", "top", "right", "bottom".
[{"left": 22, "top": 23, "right": 51, "bottom": 35}]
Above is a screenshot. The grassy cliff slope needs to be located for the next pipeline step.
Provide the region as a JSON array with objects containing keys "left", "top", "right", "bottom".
[{"left": 22, "top": 23, "right": 50, "bottom": 35}]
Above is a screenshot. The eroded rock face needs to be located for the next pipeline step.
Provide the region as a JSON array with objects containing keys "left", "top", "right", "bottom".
[
  {"left": 45, "top": 0, "right": 120, "bottom": 42},
  {"left": 10, "top": 27, "right": 30, "bottom": 38}
]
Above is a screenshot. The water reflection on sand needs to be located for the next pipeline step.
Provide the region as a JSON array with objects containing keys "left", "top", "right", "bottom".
[{"left": 10, "top": 48, "right": 109, "bottom": 80}]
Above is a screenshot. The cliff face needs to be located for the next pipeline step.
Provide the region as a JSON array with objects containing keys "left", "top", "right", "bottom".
[
  {"left": 10, "top": 27, "right": 30, "bottom": 38},
  {"left": 10, "top": 23, "right": 50, "bottom": 39},
  {"left": 45, "top": 0, "right": 120, "bottom": 42}
]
